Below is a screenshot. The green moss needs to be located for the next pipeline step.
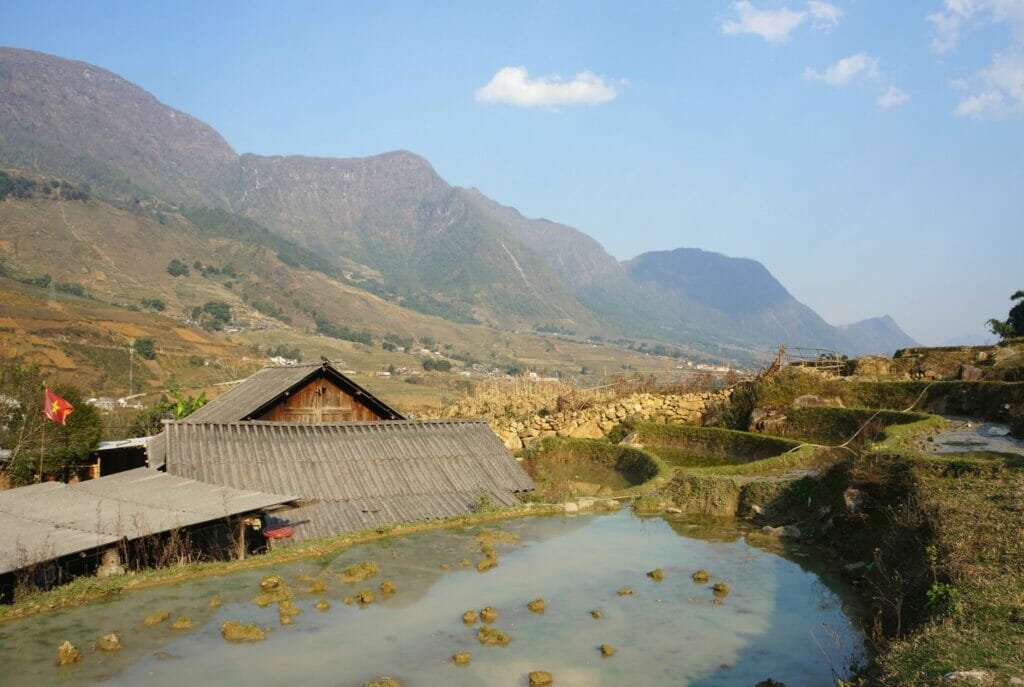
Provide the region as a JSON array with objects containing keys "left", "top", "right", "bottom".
[
  {"left": 521, "top": 437, "right": 669, "bottom": 500},
  {"left": 634, "top": 422, "right": 800, "bottom": 467},
  {"left": 779, "top": 407, "right": 931, "bottom": 445}
]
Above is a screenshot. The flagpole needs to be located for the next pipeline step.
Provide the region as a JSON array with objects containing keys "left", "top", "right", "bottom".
[{"left": 39, "top": 405, "right": 45, "bottom": 484}]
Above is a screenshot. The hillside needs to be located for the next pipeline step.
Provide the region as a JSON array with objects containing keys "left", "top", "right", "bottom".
[{"left": 0, "top": 46, "right": 916, "bottom": 358}]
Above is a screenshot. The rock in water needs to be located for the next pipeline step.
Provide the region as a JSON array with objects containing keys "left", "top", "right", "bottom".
[
  {"left": 712, "top": 582, "right": 730, "bottom": 597},
  {"left": 477, "top": 626, "right": 510, "bottom": 646},
  {"left": 56, "top": 641, "right": 82, "bottom": 665},
  {"left": 528, "top": 671, "right": 554, "bottom": 686},
  {"left": 452, "top": 651, "right": 471, "bottom": 665},
  {"left": 480, "top": 606, "right": 498, "bottom": 623},
  {"left": 143, "top": 610, "right": 170, "bottom": 626},
  {"left": 380, "top": 580, "right": 396, "bottom": 594},
  {"left": 315, "top": 599, "right": 330, "bottom": 612},
  {"left": 462, "top": 609, "right": 478, "bottom": 624},
  {"left": 96, "top": 634, "right": 122, "bottom": 652},
  {"left": 616, "top": 587, "right": 634, "bottom": 596},
  {"left": 170, "top": 616, "right": 193, "bottom": 630},
  {"left": 600, "top": 643, "right": 616, "bottom": 657},
  {"left": 647, "top": 568, "right": 664, "bottom": 581},
  {"left": 220, "top": 621, "right": 266, "bottom": 643},
  {"left": 590, "top": 609, "right": 603, "bottom": 619},
  {"left": 363, "top": 679, "right": 400, "bottom": 687},
  {"left": 691, "top": 569, "right": 710, "bottom": 583},
  {"left": 527, "top": 598, "right": 545, "bottom": 613}
]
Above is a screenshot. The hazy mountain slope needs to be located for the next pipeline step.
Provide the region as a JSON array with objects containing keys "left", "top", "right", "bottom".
[
  {"left": 836, "top": 316, "right": 919, "bottom": 356},
  {"left": 0, "top": 47, "right": 240, "bottom": 205}
]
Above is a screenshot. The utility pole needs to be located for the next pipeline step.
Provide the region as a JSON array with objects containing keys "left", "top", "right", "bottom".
[{"left": 128, "top": 344, "right": 134, "bottom": 397}]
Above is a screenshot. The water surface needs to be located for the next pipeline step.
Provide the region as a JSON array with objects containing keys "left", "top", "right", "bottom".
[{"left": 0, "top": 511, "right": 864, "bottom": 686}]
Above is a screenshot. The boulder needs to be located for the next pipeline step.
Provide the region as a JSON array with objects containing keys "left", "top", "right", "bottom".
[
  {"left": 56, "top": 641, "right": 82, "bottom": 666},
  {"left": 943, "top": 670, "right": 992, "bottom": 684}
]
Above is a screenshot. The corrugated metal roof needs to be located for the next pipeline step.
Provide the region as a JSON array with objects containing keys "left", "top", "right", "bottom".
[
  {"left": 163, "top": 420, "right": 534, "bottom": 542},
  {"left": 186, "top": 361, "right": 403, "bottom": 423},
  {"left": 0, "top": 469, "right": 295, "bottom": 575}
]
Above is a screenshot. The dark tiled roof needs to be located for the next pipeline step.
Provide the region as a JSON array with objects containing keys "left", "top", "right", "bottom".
[
  {"left": 163, "top": 420, "right": 534, "bottom": 541},
  {"left": 0, "top": 468, "right": 294, "bottom": 575},
  {"left": 186, "top": 361, "right": 403, "bottom": 424}
]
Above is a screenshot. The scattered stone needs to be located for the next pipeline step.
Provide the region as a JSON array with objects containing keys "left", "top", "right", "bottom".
[
  {"left": 617, "top": 587, "right": 634, "bottom": 596},
  {"left": 278, "top": 600, "right": 301, "bottom": 617},
  {"left": 208, "top": 596, "right": 223, "bottom": 608},
  {"left": 843, "top": 488, "right": 865, "bottom": 515},
  {"left": 477, "top": 557, "right": 498, "bottom": 572},
  {"left": 647, "top": 568, "right": 664, "bottom": 581},
  {"left": 462, "top": 610, "right": 478, "bottom": 624},
  {"left": 477, "top": 626, "right": 510, "bottom": 646},
  {"left": 363, "top": 678, "right": 400, "bottom": 687},
  {"left": 712, "top": 582, "right": 730, "bottom": 597},
  {"left": 170, "top": 616, "right": 193, "bottom": 630},
  {"left": 96, "top": 634, "right": 122, "bottom": 652},
  {"left": 1007, "top": 678, "right": 1023, "bottom": 686},
  {"left": 452, "top": 651, "right": 471, "bottom": 665},
  {"left": 460, "top": 558, "right": 471, "bottom": 567},
  {"left": 943, "top": 670, "right": 992, "bottom": 684},
  {"left": 480, "top": 606, "right": 498, "bottom": 623},
  {"left": 143, "top": 610, "right": 170, "bottom": 627},
  {"left": 355, "top": 590, "right": 375, "bottom": 606},
  {"left": 315, "top": 599, "right": 330, "bottom": 612},
  {"left": 380, "top": 580, "right": 396, "bottom": 594},
  {"left": 56, "top": 640, "right": 82, "bottom": 666},
  {"left": 600, "top": 643, "right": 616, "bottom": 657},
  {"left": 529, "top": 670, "right": 553, "bottom": 686},
  {"left": 691, "top": 570, "right": 710, "bottom": 583},
  {"left": 260, "top": 575, "right": 286, "bottom": 592},
  {"left": 340, "top": 561, "right": 379, "bottom": 583},
  {"left": 220, "top": 621, "right": 266, "bottom": 643},
  {"left": 590, "top": 610, "right": 603, "bottom": 619},
  {"left": 253, "top": 586, "right": 292, "bottom": 607},
  {"left": 527, "top": 598, "right": 545, "bottom": 613}
]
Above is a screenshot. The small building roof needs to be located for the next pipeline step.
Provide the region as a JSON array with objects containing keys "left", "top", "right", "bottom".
[
  {"left": 163, "top": 420, "right": 535, "bottom": 541},
  {"left": 186, "top": 360, "right": 404, "bottom": 424},
  {"left": 0, "top": 468, "right": 295, "bottom": 575}
]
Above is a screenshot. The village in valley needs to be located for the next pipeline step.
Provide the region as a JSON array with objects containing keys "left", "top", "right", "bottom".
[{"left": 2, "top": 4, "right": 1024, "bottom": 686}]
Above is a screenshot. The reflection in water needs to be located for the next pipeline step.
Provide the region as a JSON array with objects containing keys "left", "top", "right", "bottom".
[{"left": 0, "top": 511, "right": 864, "bottom": 687}]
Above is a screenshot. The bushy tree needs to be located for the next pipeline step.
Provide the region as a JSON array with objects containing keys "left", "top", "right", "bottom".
[
  {"left": 166, "top": 259, "right": 190, "bottom": 277},
  {"left": 0, "top": 362, "right": 102, "bottom": 485},
  {"left": 987, "top": 290, "right": 1024, "bottom": 340},
  {"left": 134, "top": 337, "right": 157, "bottom": 360}
]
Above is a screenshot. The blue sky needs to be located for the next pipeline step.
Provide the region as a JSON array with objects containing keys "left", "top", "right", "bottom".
[{"left": 2, "top": 0, "right": 1022, "bottom": 345}]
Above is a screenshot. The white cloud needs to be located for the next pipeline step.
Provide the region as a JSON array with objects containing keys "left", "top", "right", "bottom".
[
  {"left": 954, "top": 49, "right": 1024, "bottom": 117},
  {"left": 877, "top": 86, "right": 911, "bottom": 108},
  {"left": 475, "top": 67, "right": 620, "bottom": 108},
  {"left": 804, "top": 52, "right": 880, "bottom": 86},
  {"left": 928, "top": 0, "right": 1024, "bottom": 52},
  {"left": 720, "top": 1, "right": 842, "bottom": 43},
  {"left": 808, "top": 1, "right": 844, "bottom": 27}
]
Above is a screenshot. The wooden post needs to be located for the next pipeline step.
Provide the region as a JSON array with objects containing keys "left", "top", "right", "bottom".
[{"left": 237, "top": 518, "right": 246, "bottom": 560}]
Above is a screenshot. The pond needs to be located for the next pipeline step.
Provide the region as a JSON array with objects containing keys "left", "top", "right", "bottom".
[
  {"left": 0, "top": 511, "right": 865, "bottom": 687},
  {"left": 924, "top": 418, "right": 1024, "bottom": 457}
]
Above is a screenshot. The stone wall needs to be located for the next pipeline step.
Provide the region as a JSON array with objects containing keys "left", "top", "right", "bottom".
[{"left": 489, "top": 390, "right": 731, "bottom": 450}]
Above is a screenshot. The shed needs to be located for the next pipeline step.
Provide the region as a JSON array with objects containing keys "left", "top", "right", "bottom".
[
  {"left": 163, "top": 420, "right": 535, "bottom": 541},
  {"left": 0, "top": 468, "right": 294, "bottom": 596}
]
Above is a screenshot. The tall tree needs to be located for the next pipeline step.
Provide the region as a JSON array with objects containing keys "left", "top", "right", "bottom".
[{"left": 987, "top": 290, "right": 1024, "bottom": 340}]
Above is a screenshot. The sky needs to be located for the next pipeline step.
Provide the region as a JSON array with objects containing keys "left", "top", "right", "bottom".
[{"left": 1, "top": 0, "right": 1022, "bottom": 345}]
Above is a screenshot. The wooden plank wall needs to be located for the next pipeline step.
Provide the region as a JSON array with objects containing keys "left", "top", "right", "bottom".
[{"left": 255, "top": 376, "right": 382, "bottom": 423}]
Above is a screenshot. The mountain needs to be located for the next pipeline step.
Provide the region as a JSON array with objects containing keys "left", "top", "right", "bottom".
[
  {"left": 836, "top": 316, "right": 920, "bottom": 356},
  {"left": 624, "top": 249, "right": 919, "bottom": 356},
  {"left": 0, "top": 47, "right": 917, "bottom": 358}
]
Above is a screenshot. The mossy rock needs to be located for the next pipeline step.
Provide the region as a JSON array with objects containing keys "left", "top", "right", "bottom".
[
  {"left": 617, "top": 587, "right": 634, "bottom": 596},
  {"left": 96, "top": 634, "right": 122, "bottom": 652},
  {"left": 363, "top": 678, "right": 400, "bottom": 687},
  {"left": 754, "top": 680, "right": 786, "bottom": 687},
  {"left": 479, "top": 606, "right": 498, "bottom": 623},
  {"left": 220, "top": 621, "right": 266, "bottom": 643},
  {"left": 340, "top": 561, "right": 379, "bottom": 583},
  {"left": 590, "top": 609, "right": 603, "bottom": 619},
  {"left": 477, "top": 626, "right": 510, "bottom": 646},
  {"left": 527, "top": 598, "right": 545, "bottom": 613},
  {"left": 528, "top": 670, "right": 553, "bottom": 686},
  {"left": 253, "top": 588, "right": 292, "bottom": 607},
  {"left": 56, "top": 640, "right": 82, "bottom": 666},
  {"left": 452, "top": 651, "right": 471, "bottom": 665},
  {"left": 278, "top": 600, "right": 301, "bottom": 617},
  {"left": 692, "top": 569, "right": 710, "bottom": 583},
  {"left": 600, "top": 643, "right": 616, "bottom": 657},
  {"left": 712, "top": 582, "right": 730, "bottom": 597},
  {"left": 309, "top": 579, "right": 328, "bottom": 593},
  {"left": 170, "top": 616, "right": 193, "bottom": 630},
  {"left": 315, "top": 599, "right": 330, "bottom": 612},
  {"left": 208, "top": 596, "right": 223, "bottom": 609},
  {"left": 380, "top": 580, "right": 396, "bottom": 594},
  {"left": 259, "top": 575, "right": 286, "bottom": 592},
  {"left": 143, "top": 610, "right": 170, "bottom": 627},
  {"left": 462, "top": 610, "right": 478, "bottom": 624},
  {"left": 647, "top": 568, "right": 664, "bottom": 581},
  {"left": 355, "top": 590, "right": 375, "bottom": 606},
  {"left": 632, "top": 495, "right": 665, "bottom": 513},
  {"left": 475, "top": 529, "right": 520, "bottom": 547},
  {"left": 477, "top": 557, "right": 498, "bottom": 572},
  {"left": 459, "top": 558, "right": 471, "bottom": 567}
]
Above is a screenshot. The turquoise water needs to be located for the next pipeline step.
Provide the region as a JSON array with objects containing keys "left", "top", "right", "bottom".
[{"left": 0, "top": 511, "right": 864, "bottom": 686}]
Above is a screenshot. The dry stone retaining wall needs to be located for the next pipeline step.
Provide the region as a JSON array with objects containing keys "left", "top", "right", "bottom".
[{"left": 487, "top": 390, "right": 731, "bottom": 450}]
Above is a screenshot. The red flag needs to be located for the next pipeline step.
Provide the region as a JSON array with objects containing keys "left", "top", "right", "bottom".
[{"left": 43, "top": 388, "right": 74, "bottom": 426}]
